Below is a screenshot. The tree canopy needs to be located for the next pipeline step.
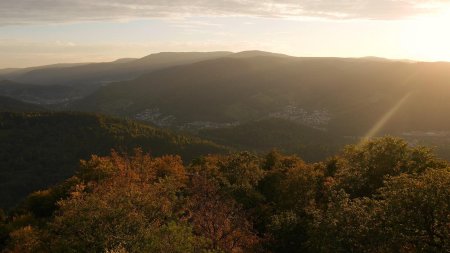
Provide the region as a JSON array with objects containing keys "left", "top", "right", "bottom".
[{"left": 1, "top": 137, "right": 449, "bottom": 252}]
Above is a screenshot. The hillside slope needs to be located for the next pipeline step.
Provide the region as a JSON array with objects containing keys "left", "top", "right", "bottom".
[
  {"left": 4, "top": 52, "right": 233, "bottom": 86},
  {"left": 0, "top": 95, "right": 45, "bottom": 112},
  {"left": 0, "top": 52, "right": 233, "bottom": 104},
  {"left": 0, "top": 112, "right": 227, "bottom": 209},
  {"left": 71, "top": 55, "right": 450, "bottom": 135},
  {"left": 0, "top": 79, "right": 85, "bottom": 104},
  {"left": 199, "top": 118, "right": 347, "bottom": 161}
]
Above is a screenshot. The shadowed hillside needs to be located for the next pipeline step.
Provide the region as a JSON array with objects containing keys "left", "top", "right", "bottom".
[
  {"left": 0, "top": 95, "right": 45, "bottom": 112},
  {"left": 67, "top": 54, "right": 450, "bottom": 160},
  {"left": 199, "top": 118, "right": 348, "bottom": 161},
  {"left": 0, "top": 80, "right": 87, "bottom": 104},
  {"left": 0, "top": 112, "right": 227, "bottom": 209},
  {"left": 71, "top": 55, "right": 450, "bottom": 134},
  {"left": 0, "top": 52, "right": 233, "bottom": 104},
  {"left": 2, "top": 51, "right": 233, "bottom": 86}
]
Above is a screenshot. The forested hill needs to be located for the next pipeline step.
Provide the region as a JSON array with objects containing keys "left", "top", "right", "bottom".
[
  {"left": 2, "top": 51, "right": 233, "bottom": 86},
  {"left": 199, "top": 118, "right": 347, "bottom": 161},
  {"left": 1, "top": 137, "right": 449, "bottom": 252},
  {"left": 0, "top": 95, "right": 45, "bottom": 112},
  {"left": 0, "top": 112, "right": 227, "bottom": 208},
  {"left": 71, "top": 55, "right": 450, "bottom": 135}
]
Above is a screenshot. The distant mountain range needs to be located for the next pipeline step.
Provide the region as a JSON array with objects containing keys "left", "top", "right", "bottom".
[
  {"left": 0, "top": 52, "right": 232, "bottom": 104},
  {"left": 1, "top": 50, "right": 450, "bottom": 161},
  {"left": 1, "top": 51, "right": 232, "bottom": 86},
  {"left": 69, "top": 53, "right": 450, "bottom": 134}
]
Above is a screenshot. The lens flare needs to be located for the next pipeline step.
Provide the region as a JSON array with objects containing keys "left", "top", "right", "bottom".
[{"left": 363, "top": 92, "right": 413, "bottom": 140}]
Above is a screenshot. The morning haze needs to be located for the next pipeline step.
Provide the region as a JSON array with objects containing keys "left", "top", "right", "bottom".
[
  {"left": 0, "top": 1, "right": 449, "bottom": 252},
  {"left": 1, "top": 0, "right": 450, "bottom": 68}
]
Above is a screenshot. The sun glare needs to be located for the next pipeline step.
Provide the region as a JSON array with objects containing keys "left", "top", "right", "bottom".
[{"left": 401, "top": 6, "right": 450, "bottom": 62}]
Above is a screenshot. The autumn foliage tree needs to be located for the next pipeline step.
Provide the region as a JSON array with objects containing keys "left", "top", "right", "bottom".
[
  {"left": 186, "top": 175, "right": 259, "bottom": 252},
  {"left": 1, "top": 137, "right": 449, "bottom": 253}
]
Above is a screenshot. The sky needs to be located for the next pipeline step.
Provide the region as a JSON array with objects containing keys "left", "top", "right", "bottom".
[{"left": 1, "top": 0, "right": 450, "bottom": 68}]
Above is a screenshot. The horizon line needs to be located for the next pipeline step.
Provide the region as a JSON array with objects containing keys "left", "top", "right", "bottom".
[{"left": 2, "top": 50, "right": 450, "bottom": 70}]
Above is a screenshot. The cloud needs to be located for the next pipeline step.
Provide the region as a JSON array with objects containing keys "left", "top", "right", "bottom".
[{"left": 0, "top": 0, "right": 449, "bottom": 26}]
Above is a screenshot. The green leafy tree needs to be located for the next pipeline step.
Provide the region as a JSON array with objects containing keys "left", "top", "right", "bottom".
[
  {"left": 335, "top": 137, "right": 446, "bottom": 197},
  {"left": 306, "top": 190, "right": 383, "bottom": 253},
  {"left": 378, "top": 168, "right": 450, "bottom": 252}
]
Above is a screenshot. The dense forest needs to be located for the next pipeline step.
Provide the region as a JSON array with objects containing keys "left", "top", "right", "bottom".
[
  {"left": 0, "top": 112, "right": 227, "bottom": 209},
  {"left": 199, "top": 118, "right": 348, "bottom": 162},
  {"left": 0, "top": 96, "right": 45, "bottom": 112},
  {"left": 1, "top": 137, "right": 448, "bottom": 252}
]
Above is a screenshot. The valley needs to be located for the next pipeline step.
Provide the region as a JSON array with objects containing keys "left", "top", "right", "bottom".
[{"left": 2, "top": 51, "right": 450, "bottom": 162}]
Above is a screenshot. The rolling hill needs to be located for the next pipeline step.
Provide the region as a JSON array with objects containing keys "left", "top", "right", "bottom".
[
  {"left": 70, "top": 54, "right": 450, "bottom": 134},
  {"left": 0, "top": 112, "right": 228, "bottom": 209},
  {"left": 0, "top": 63, "right": 88, "bottom": 80},
  {"left": 0, "top": 52, "right": 233, "bottom": 104},
  {"left": 67, "top": 52, "right": 450, "bottom": 160},
  {"left": 199, "top": 118, "right": 348, "bottom": 161},
  {"left": 2, "top": 51, "right": 233, "bottom": 86},
  {"left": 0, "top": 95, "right": 45, "bottom": 112},
  {"left": 0, "top": 79, "right": 86, "bottom": 104}
]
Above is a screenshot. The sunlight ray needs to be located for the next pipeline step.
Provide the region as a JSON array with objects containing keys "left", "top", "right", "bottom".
[{"left": 360, "top": 91, "right": 413, "bottom": 143}]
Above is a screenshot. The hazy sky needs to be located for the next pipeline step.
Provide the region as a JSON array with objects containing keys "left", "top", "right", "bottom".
[{"left": 1, "top": 0, "right": 450, "bottom": 68}]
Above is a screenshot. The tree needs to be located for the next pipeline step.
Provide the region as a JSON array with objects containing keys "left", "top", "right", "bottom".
[
  {"left": 378, "top": 168, "right": 450, "bottom": 252},
  {"left": 266, "top": 162, "right": 324, "bottom": 252},
  {"left": 186, "top": 175, "right": 259, "bottom": 252},
  {"left": 190, "top": 152, "right": 265, "bottom": 208},
  {"left": 306, "top": 190, "right": 383, "bottom": 253},
  {"left": 334, "top": 137, "right": 446, "bottom": 197},
  {"left": 3, "top": 226, "right": 42, "bottom": 253},
  {"left": 42, "top": 151, "right": 198, "bottom": 252}
]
